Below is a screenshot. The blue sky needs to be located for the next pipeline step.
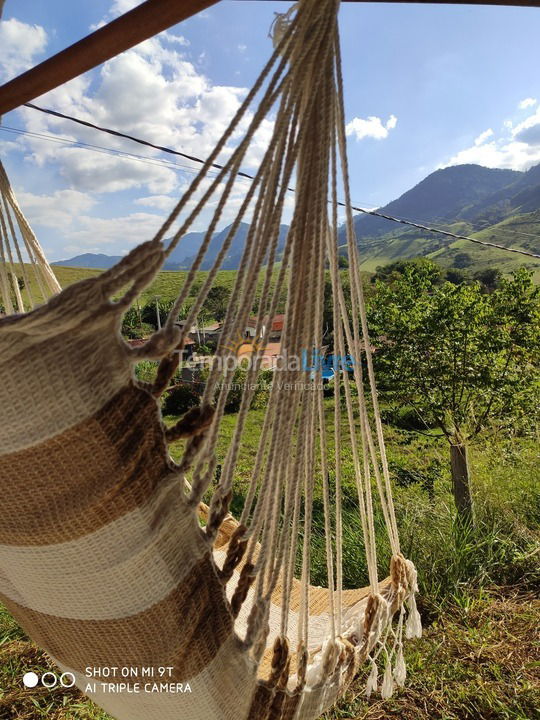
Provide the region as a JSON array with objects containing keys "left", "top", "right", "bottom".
[{"left": 1, "top": 0, "right": 540, "bottom": 260}]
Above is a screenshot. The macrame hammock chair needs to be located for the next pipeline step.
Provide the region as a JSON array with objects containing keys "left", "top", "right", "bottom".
[{"left": 0, "top": 2, "right": 422, "bottom": 719}]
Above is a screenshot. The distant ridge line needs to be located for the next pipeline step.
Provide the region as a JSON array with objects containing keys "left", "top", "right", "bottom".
[{"left": 23, "top": 103, "right": 540, "bottom": 261}]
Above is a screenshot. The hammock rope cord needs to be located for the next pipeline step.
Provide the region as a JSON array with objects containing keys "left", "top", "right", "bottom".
[
  {"left": 0, "top": 161, "right": 61, "bottom": 313},
  {"left": 0, "top": 2, "right": 422, "bottom": 719}
]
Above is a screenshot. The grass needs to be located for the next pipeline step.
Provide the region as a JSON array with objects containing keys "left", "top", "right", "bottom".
[
  {"left": 1, "top": 382, "right": 539, "bottom": 718},
  {"left": 322, "top": 587, "right": 540, "bottom": 720},
  {"left": 355, "top": 214, "right": 540, "bottom": 279},
  {"left": 427, "top": 212, "right": 540, "bottom": 282}
]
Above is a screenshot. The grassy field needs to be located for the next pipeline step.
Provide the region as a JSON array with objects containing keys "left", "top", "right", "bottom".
[
  {"left": 1, "top": 393, "right": 539, "bottom": 719},
  {"left": 6, "top": 262, "right": 291, "bottom": 313}
]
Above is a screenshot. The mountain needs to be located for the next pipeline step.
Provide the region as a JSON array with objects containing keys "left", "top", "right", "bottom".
[
  {"left": 53, "top": 253, "right": 124, "bottom": 269},
  {"left": 347, "top": 165, "right": 521, "bottom": 240},
  {"left": 54, "top": 163, "right": 540, "bottom": 276},
  {"left": 339, "top": 162, "right": 540, "bottom": 274},
  {"left": 177, "top": 222, "right": 290, "bottom": 271},
  {"left": 54, "top": 223, "right": 290, "bottom": 271}
]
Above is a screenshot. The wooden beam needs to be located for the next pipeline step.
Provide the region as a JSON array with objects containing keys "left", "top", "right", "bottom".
[
  {"left": 263, "top": 0, "right": 540, "bottom": 4},
  {"left": 0, "top": 0, "right": 537, "bottom": 117},
  {"left": 0, "top": 0, "right": 221, "bottom": 117}
]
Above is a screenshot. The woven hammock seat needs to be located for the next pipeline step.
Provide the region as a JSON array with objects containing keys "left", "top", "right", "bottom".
[{"left": 0, "top": 2, "right": 421, "bottom": 719}]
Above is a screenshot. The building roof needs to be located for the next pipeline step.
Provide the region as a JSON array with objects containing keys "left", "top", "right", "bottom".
[
  {"left": 237, "top": 342, "right": 281, "bottom": 368},
  {"left": 246, "top": 314, "right": 285, "bottom": 332}
]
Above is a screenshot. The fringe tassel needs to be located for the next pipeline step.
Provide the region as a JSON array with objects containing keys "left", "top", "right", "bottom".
[
  {"left": 381, "top": 654, "right": 394, "bottom": 700},
  {"left": 393, "top": 644, "right": 406, "bottom": 686},
  {"left": 365, "top": 658, "right": 378, "bottom": 698}
]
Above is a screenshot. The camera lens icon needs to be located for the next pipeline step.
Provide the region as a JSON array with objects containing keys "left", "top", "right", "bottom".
[
  {"left": 22, "top": 672, "right": 39, "bottom": 688},
  {"left": 23, "top": 671, "right": 76, "bottom": 688}
]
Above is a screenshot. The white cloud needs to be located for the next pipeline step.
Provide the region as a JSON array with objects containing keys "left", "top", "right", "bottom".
[
  {"left": 444, "top": 103, "right": 540, "bottom": 171},
  {"left": 134, "top": 195, "right": 178, "bottom": 211},
  {"left": 512, "top": 106, "right": 540, "bottom": 145},
  {"left": 474, "top": 128, "right": 494, "bottom": 146},
  {"left": 68, "top": 212, "right": 165, "bottom": 249},
  {"left": 518, "top": 97, "right": 537, "bottom": 110},
  {"left": 16, "top": 190, "right": 97, "bottom": 230},
  {"left": 13, "top": 22, "right": 255, "bottom": 195},
  {"left": 345, "top": 114, "right": 397, "bottom": 141},
  {"left": 4, "top": 2, "right": 287, "bottom": 258},
  {"left": 0, "top": 18, "right": 47, "bottom": 81},
  {"left": 110, "top": 0, "right": 143, "bottom": 16}
]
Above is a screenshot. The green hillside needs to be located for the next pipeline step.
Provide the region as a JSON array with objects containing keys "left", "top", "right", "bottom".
[
  {"left": 6, "top": 263, "right": 278, "bottom": 311},
  {"left": 346, "top": 162, "right": 540, "bottom": 278},
  {"left": 427, "top": 212, "right": 540, "bottom": 282}
]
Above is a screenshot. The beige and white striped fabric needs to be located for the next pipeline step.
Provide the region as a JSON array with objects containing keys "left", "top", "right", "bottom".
[
  {"left": 0, "top": 240, "right": 407, "bottom": 720},
  {"left": 0, "top": 242, "right": 256, "bottom": 720}
]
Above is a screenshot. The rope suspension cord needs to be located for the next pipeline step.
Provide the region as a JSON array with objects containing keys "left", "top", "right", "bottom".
[
  {"left": 0, "top": 2, "right": 429, "bottom": 718},
  {"left": 19, "top": 103, "right": 540, "bottom": 260},
  {"left": 144, "top": 0, "right": 412, "bottom": 672}
]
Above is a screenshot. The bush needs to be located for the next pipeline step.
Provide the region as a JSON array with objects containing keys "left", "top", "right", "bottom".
[
  {"left": 122, "top": 307, "right": 154, "bottom": 339},
  {"left": 249, "top": 369, "right": 274, "bottom": 410},
  {"left": 140, "top": 299, "right": 177, "bottom": 330},
  {"left": 381, "top": 404, "right": 434, "bottom": 430},
  {"left": 134, "top": 360, "right": 159, "bottom": 384},
  {"left": 162, "top": 382, "right": 202, "bottom": 416}
]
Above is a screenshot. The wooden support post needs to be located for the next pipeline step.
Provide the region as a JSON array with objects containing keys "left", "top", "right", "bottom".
[{"left": 450, "top": 440, "right": 473, "bottom": 524}]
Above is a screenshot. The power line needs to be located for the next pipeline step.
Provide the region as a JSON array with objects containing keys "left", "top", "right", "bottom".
[
  {"left": 24, "top": 102, "right": 255, "bottom": 180},
  {"left": 348, "top": 208, "right": 540, "bottom": 259},
  {"left": 14, "top": 102, "right": 540, "bottom": 260},
  {"left": 0, "top": 125, "right": 222, "bottom": 178}
]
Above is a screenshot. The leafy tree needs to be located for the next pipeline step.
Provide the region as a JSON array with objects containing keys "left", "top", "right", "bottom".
[
  {"left": 203, "top": 286, "right": 231, "bottom": 322},
  {"left": 162, "top": 382, "right": 203, "bottom": 416},
  {"left": 444, "top": 268, "right": 470, "bottom": 285},
  {"left": 121, "top": 305, "right": 153, "bottom": 339},
  {"left": 453, "top": 252, "right": 473, "bottom": 269},
  {"left": 473, "top": 267, "right": 502, "bottom": 293},
  {"left": 140, "top": 299, "right": 190, "bottom": 330},
  {"left": 369, "top": 265, "right": 540, "bottom": 522},
  {"left": 371, "top": 258, "right": 443, "bottom": 286}
]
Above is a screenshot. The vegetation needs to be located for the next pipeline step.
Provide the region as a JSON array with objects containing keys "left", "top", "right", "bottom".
[
  {"left": 368, "top": 264, "right": 539, "bottom": 521},
  {"left": 1, "top": 253, "right": 538, "bottom": 719}
]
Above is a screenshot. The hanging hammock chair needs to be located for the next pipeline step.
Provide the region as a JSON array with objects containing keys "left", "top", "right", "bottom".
[{"left": 0, "top": 2, "right": 421, "bottom": 719}]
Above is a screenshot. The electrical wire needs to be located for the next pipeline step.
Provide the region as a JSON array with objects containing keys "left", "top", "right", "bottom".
[
  {"left": 0, "top": 125, "right": 222, "bottom": 179},
  {"left": 10, "top": 102, "right": 540, "bottom": 260}
]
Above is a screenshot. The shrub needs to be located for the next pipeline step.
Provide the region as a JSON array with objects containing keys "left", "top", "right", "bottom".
[
  {"left": 162, "top": 382, "right": 202, "bottom": 416},
  {"left": 134, "top": 360, "right": 159, "bottom": 384}
]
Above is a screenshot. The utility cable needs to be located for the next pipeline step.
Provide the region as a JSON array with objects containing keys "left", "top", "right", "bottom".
[{"left": 15, "top": 102, "right": 540, "bottom": 260}]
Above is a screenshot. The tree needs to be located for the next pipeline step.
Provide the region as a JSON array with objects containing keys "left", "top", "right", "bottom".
[
  {"left": 473, "top": 267, "right": 502, "bottom": 293},
  {"left": 371, "top": 258, "right": 443, "bottom": 287},
  {"left": 369, "top": 264, "right": 540, "bottom": 522},
  {"left": 444, "top": 268, "right": 470, "bottom": 285},
  {"left": 140, "top": 299, "right": 191, "bottom": 330},
  {"left": 453, "top": 252, "right": 473, "bottom": 269},
  {"left": 122, "top": 306, "right": 141, "bottom": 339},
  {"left": 203, "top": 286, "right": 231, "bottom": 322}
]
